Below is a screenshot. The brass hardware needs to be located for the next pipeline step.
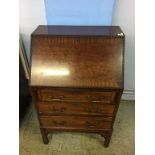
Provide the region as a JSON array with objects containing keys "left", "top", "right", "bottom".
[
  {"left": 117, "top": 33, "right": 124, "bottom": 37},
  {"left": 91, "top": 100, "right": 101, "bottom": 103},
  {"left": 87, "top": 95, "right": 106, "bottom": 102},
  {"left": 51, "top": 121, "right": 66, "bottom": 126},
  {"left": 85, "top": 121, "right": 96, "bottom": 128},
  {"left": 87, "top": 125, "right": 96, "bottom": 128},
  {"left": 48, "top": 95, "right": 64, "bottom": 101},
  {"left": 51, "top": 106, "right": 66, "bottom": 113},
  {"left": 85, "top": 108, "right": 102, "bottom": 113}
]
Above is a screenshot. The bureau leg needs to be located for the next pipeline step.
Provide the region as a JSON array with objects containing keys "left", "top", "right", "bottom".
[
  {"left": 40, "top": 128, "right": 49, "bottom": 144},
  {"left": 101, "top": 130, "right": 113, "bottom": 147}
]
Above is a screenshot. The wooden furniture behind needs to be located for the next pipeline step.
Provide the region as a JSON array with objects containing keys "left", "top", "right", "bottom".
[
  {"left": 19, "top": 55, "right": 31, "bottom": 122},
  {"left": 19, "top": 36, "right": 31, "bottom": 123},
  {"left": 30, "top": 26, "right": 125, "bottom": 147}
]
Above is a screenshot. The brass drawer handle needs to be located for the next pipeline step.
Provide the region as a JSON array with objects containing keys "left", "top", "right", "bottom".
[
  {"left": 87, "top": 125, "right": 96, "bottom": 128},
  {"left": 87, "top": 95, "right": 106, "bottom": 102},
  {"left": 48, "top": 95, "right": 64, "bottom": 101},
  {"left": 50, "top": 120, "right": 67, "bottom": 126},
  {"left": 84, "top": 108, "right": 102, "bottom": 113},
  {"left": 51, "top": 106, "right": 66, "bottom": 113},
  {"left": 85, "top": 121, "right": 96, "bottom": 128},
  {"left": 91, "top": 100, "right": 101, "bottom": 103}
]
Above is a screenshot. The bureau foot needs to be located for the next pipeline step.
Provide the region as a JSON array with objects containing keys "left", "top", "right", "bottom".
[
  {"left": 40, "top": 128, "right": 49, "bottom": 144},
  {"left": 101, "top": 130, "right": 113, "bottom": 147}
]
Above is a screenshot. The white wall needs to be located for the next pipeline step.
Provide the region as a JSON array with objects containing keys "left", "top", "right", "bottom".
[
  {"left": 112, "top": 0, "right": 135, "bottom": 91},
  {"left": 44, "top": 0, "right": 115, "bottom": 25},
  {"left": 19, "top": 0, "right": 46, "bottom": 60}
]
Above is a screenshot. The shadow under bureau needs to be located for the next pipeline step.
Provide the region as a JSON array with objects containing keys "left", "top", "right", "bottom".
[{"left": 30, "top": 26, "right": 125, "bottom": 147}]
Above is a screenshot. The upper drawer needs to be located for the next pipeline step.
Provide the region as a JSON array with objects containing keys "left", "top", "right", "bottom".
[{"left": 37, "top": 89, "right": 116, "bottom": 104}]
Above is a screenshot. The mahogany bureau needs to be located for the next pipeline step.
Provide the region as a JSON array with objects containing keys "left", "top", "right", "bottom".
[{"left": 30, "top": 26, "right": 125, "bottom": 147}]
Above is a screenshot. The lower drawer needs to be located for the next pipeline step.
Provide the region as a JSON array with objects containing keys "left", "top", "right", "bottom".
[
  {"left": 37, "top": 102, "right": 115, "bottom": 116},
  {"left": 40, "top": 115, "right": 112, "bottom": 130}
]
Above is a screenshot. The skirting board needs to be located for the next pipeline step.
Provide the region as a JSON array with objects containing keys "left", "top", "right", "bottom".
[{"left": 121, "top": 90, "right": 135, "bottom": 100}]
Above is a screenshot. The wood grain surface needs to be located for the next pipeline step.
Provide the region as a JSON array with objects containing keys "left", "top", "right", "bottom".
[{"left": 30, "top": 26, "right": 124, "bottom": 88}]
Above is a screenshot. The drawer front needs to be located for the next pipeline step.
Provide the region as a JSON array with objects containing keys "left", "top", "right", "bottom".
[
  {"left": 38, "top": 102, "right": 115, "bottom": 116},
  {"left": 40, "top": 116, "right": 112, "bottom": 129},
  {"left": 37, "top": 89, "right": 116, "bottom": 104}
]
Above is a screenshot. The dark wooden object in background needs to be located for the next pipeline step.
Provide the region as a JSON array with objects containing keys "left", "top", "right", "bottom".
[
  {"left": 19, "top": 55, "right": 31, "bottom": 123},
  {"left": 30, "top": 26, "right": 125, "bottom": 147}
]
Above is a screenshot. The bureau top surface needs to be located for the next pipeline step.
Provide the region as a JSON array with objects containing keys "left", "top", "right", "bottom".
[
  {"left": 30, "top": 26, "right": 124, "bottom": 89},
  {"left": 32, "top": 25, "right": 123, "bottom": 37}
]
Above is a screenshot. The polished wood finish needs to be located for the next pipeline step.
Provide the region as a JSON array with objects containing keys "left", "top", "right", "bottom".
[
  {"left": 37, "top": 102, "right": 115, "bottom": 116},
  {"left": 40, "top": 115, "right": 112, "bottom": 129},
  {"left": 30, "top": 26, "right": 124, "bottom": 89},
  {"left": 37, "top": 89, "right": 116, "bottom": 103},
  {"left": 30, "top": 26, "right": 124, "bottom": 147}
]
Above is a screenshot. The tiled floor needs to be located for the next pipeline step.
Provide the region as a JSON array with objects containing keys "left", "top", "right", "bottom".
[{"left": 19, "top": 100, "right": 135, "bottom": 155}]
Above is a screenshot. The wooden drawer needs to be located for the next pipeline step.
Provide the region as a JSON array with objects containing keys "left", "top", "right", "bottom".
[
  {"left": 40, "top": 115, "right": 112, "bottom": 130},
  {"left": 37, "top": 102, "right": 115, "bottom": 116},
  {"left": 37, "top": 89, "right": 116, "bottom": 104}
]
